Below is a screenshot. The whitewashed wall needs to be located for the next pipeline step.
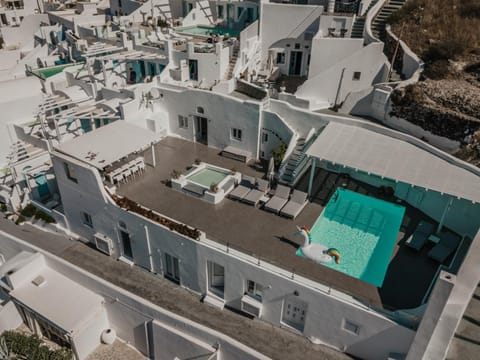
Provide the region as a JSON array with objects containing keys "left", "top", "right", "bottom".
[
  {"left": 0, "top": 232, "right": 270, "bottom": 360},
  {"left": 259, "top": 3, "right": 323, "bottom": 61},
  {"left": 150, "top": 85, "right": 261, "bottom": 156},
  {"left": 296, "top": 41, "right": 387, "bottom": 107},
  {"left": 50, "top": 152, "right": 417, "bottom": 360}
]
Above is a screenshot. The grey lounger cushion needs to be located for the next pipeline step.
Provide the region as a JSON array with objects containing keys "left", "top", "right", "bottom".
[
  {"left": 428, "top": 233, "right": 460, "bottom": 263},
  {"left": 264, "top": 185, "right": 291, "bottom": 213},
  {"left": 405, "top": 221, "right": 435, "bottom": 251},
  {"left": 280, "top": 190, "right": 308, "bottom": 219},
  {"left": 242, "top": 179, "right": 270, "bottom": 206},
  {"left": 228, "top": 175, "right": 255, "bottom": 201}
]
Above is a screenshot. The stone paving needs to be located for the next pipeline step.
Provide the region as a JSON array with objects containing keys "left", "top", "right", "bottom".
[{"left": 86, "top": 341, "right": 146, "bottom": 360}]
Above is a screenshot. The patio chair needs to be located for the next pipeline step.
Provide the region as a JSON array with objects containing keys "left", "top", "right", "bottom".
[
  {"left": 242, "top": 178, "right": 270, "bottom": 207},
  {"left": 280, "top": 189, "right": 309, "bottom": 219},
  {"left": 428, "top": 232, "right": 461, "bottom": 263},
  {"left": 264, "top": 185, "right": 291, "bottom": 214},
  {"left": 228, "top": 175, "right": 255, "bottom": 201},
  {"left": 404, "top": 221, "right": 435, "bottom": 251}
]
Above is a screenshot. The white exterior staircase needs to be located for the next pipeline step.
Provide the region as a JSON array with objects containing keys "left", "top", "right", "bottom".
[
  {"left": 350, "top": 0, "right": 379, "bottom": 38},
  {"left": 223, "top": 44, "right": 239, "bottom": 80},
  {"left": 371, "top": 0, "right": 406, "bottom": 40}
]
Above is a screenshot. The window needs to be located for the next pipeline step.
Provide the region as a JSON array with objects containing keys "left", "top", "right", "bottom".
[
  {"left": 196, "top": 106, "right": 204, "bottom": 114},
  {"left": 118, "top": 0, "right": 121, "bottom": 7},
  {"left": 82, "top": 212, "right": 93, "bottom": 228},
  {"left": 217, "top": 5, "right": 224, "bottom": 18},
  {"left": 237, "top": 7, "right": 243, "bottom": 18},
  {"left": 119, "top": 230, "right": 133, "bottom": 259},
  {"left": 276, "top": 53, "right": 285, "bottom": 64},
  {"left": 353, "top": 71, "right": 361, "bottom": 81},
  {"left": 343, "top": 320, "right": 360, "bottom": 335},
  {"left": 165, "top": 253, "right": 180, "bottom": 283},
  {"left": 294, "top": 43, "right": 301, "bottom": 49},
  {"left": 231, "top": 128, "right": 242, "bottom": 141},
  {"left": 63, "top": 162, "right": 77, "bottom": 183},
  {"left": 178, "top": 115, "right": 188, "bottom": 129},
  {"left": 262, "top": 132, "right": 268, "bottom": 143},
  {"left": 246, "top": 280, "right": 264, "bottom": 301}
]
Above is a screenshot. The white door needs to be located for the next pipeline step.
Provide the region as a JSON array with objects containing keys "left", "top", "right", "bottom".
[
  {"left": 282, "top": 297, "right": 308, "bottom": 332},
  {"left": 208, "top": 262, "right": 225, "bottom": 298}
]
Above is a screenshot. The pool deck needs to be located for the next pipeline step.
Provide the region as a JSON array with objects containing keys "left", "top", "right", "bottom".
[{"left": 117, "top": 137, "right": 445, "bottom": 310}]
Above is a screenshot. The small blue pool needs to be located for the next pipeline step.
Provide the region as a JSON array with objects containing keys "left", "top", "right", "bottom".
[
  {"left": 175, "top": 25, "right": 239, "bottom": 37},
  {"left": 297, "top": 188, "right": 405, "bottom": 287}
]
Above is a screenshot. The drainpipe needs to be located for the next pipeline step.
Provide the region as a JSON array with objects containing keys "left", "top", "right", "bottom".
[
  {"left": 144, "top": 225, "right": 154, "bottom": 272},
  {"left": 307, "top": 157, "right": 316, "bottom": 197},
  {"left": 437, "top": 197, "right": 454, "bottom": 234},
  {"left": 151, "top": 142, "right": 156, "bottom": 167},
  {"left": 333, "top": 67, "right": 346, "bottom": 108}
]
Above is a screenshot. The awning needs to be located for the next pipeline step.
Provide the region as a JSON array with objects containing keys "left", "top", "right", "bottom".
[{"left": 306, "top": 122, "right": 480, "bottom": 203}]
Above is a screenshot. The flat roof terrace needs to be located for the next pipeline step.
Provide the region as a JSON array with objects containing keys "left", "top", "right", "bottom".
[{"left": 117, "top": 137, "right": 440, "bottom": 310}]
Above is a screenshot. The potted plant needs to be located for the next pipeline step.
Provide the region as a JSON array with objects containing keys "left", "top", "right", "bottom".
[
  {"left": 170, "top": 169, "right": 182, "bottom": 179},
  {"left": 210, "top": 182, "right": 219, "bottom": 193}
]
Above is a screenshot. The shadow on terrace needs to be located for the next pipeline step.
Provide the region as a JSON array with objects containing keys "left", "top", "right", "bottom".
[{"left": 115, "top": 137, "right": 452, "bottom": 312}]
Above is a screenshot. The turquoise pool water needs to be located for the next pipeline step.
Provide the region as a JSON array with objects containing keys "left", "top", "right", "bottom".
[
  {"left": 297, "top": 188, "right": 405, "bottom": 287},
  {"left": 187, "top": 167, "right": 229, "bottom": 187},
  {"left": 32, "top": 63, "right": 82, "bottom": 79},
  {"left": 175, "top": 26, "right": 239, "bottom": 37}
]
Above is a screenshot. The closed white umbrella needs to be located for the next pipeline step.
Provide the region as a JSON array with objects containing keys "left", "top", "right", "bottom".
[{"left": 267, "top": 156, "right": 275, "bottom": 182}]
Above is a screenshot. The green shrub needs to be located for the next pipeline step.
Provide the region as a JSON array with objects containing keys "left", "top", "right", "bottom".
[
  {"left": 34, "top": 210, "right": 56, "bottom": 224},
  {"left": 20, "top": 203, "right": 37, "bottom": 218},
  {"left": 15, "top": 216, "right": 25, "bottom": 225},
  {"left": 271, "top": 143, "right": 287, "bottom": 168},
  {"left": 0, "top": 203, "right": 6, "bottom": 213},
  {"left": 1, "top": 331, "right": 73, "bottom": 360},
  {"left": 19, "top": 204, "right": 56, "bottom": 224}
]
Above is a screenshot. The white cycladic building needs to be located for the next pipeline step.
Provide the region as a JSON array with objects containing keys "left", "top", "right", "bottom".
[
  {"left": 38, "top": 81, "right": 479, "bottom": 360},
  {"left": 0, "top": 251, "right": 109, "bottom": 360},
  {"left": 0, "top": 231, "right": 273, "bottom": 360}
]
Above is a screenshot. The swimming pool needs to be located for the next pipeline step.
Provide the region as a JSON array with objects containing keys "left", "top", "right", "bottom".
[
  {"left": 297, "top": 188, "right": 405, "bottom": 287},
  {"left": 187, "top": 167, "right": 230, "bottom": 188},
  {"left": 32, "top": 63, "right": 83, "bottom": 79},
  {"left": 175, "top": 26, "right": 239, "bottom": 37}
]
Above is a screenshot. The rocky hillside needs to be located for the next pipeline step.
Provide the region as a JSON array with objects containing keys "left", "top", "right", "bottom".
[{"left": 388, "top": 0, "right": 480, "bottom": 166}]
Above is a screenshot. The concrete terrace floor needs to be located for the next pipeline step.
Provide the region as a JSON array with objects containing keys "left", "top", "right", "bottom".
[
  {"left": 117, "top": 137, "right": 440, "bottom": 310},
  {"left": 0, "top": 218, "right": 352, "bottom": 360}
]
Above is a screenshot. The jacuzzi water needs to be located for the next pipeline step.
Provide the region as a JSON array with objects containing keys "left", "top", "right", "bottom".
[
  {"left": 297, "top": 188, "right": 405, "bottom": 287},
  {"left": 187, "top": 167, "right": 230, "bottom": 188}
]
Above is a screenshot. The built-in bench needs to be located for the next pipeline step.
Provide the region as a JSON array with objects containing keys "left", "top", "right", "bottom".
[
  {"left": 221, "top": 178, "right": 236, "bottom": 193},
  {"left": 183, "top": 183, "right": 205, "bottom": 197},
  {"left": 221, "top": 146, "right": 251, "bottom": 163}
]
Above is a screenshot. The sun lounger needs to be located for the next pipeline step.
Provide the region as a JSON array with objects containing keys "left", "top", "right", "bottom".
[
  {"left": 405, "top": 221, "right": 435, "bottom": 251},
  {"left": 242, "top": 179, "right": 270, "bottom": 206},
  {"left": 228, "top": 175, "right": 255, "bottom": 201},
  {"left": 280, "top": 190, "right": 309, "bottom": 219},
  {"left": 264, "top": 185, "right": 291, "bottom": 214},
  {"left": 428, "top": 232, "right": 461, "bottom": 263}
]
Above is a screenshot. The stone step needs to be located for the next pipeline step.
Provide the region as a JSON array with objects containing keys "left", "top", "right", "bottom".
[
  {"left": 474, "top": 284, "right": 480, "bottom": 300},
  {"left": 446, "top": 337, "right": 480, "bottom": 360},
  {"left": 464, "top": 297, "right": 480, "bottom": 324},
  {"left": 455, "top": 317, "right": 480, "bottom": 344}
]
